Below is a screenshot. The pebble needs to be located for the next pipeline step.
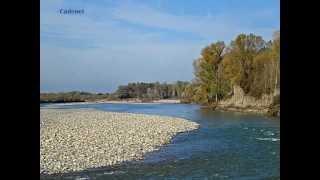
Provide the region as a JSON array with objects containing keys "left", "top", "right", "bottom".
[{"left": 40, "top": 108, "right": 199, "bottom": 174}]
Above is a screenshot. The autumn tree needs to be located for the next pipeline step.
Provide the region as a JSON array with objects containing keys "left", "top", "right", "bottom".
[
  {"left": 192, "top": 31, "right": 279, "bottom": 104},
  {"left": 193, "top": 41, "right": 227, "bottom": 105}
]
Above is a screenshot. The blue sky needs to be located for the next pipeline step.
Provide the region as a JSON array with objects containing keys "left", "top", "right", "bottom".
[{"left": 41, "top": 0, "right": 279, "bottom": 93}]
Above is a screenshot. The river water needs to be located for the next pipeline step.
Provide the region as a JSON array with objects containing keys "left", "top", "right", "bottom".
[{"left": 41, "top": 103, "right": 280, "bottom": 180}]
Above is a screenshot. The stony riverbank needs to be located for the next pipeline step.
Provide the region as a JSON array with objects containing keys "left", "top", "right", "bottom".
[
  {"left": 40, "top": 108, "right": 199, "bottom": 174},
  {"left": 40, "top": 99, "right": 181, "bottom": 107}
]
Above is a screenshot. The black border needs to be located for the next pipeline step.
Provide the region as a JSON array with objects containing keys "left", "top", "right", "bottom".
[
  {"left": 3, "top": 0, "right": 40, "bottom": 179},
  {"left": 280, "top": 0, "right": 288, "bottom": 178},
  {"left": 280, "top": 0, "right": 312, "bottom": 179},
  {"left": 3, "top": 0, "right": 293, "bottom": 179}
]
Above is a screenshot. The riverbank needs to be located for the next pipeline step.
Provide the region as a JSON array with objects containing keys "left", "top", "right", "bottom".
[
  {"left": 40, "top": 108, "right": 199, "bottom": 174},
  {"left": 95, "top": 99, "right": 181, "bottom": 104},
  {"left": 214, "top": 85, "right": 280, "bottom": 117},
  {"left": 40, "top": 99, "right": 181, "bottom": 106}
]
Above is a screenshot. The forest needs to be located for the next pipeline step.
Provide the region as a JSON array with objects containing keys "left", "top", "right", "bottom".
[{"left": 188, "top": 31, "right": 280, "bottom": 105}]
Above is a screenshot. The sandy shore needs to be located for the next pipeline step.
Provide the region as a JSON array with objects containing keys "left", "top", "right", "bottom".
[
  {"left": 40, "top": 108, "right": 199, "bottom": 174},
  {"left": 40, "top": 99, "right": 181, "bottom": 107},
  {"left": 95, "top": 99, "right": 180, "bottom": 104}
]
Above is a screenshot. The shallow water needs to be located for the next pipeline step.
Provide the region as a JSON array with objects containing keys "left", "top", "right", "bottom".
[{"left": 40, "top": 103, "right": 280, "bottom": 180}]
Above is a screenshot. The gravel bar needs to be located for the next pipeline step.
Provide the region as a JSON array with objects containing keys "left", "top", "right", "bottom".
[{"left": 40, "top": 108, "right": 199, "bottom": 174}]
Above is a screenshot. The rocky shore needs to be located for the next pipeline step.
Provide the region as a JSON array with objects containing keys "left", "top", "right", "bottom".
[
  {"left": 40, "top": 108, "right": 199, "bottom": 174},
  {"left": 40, "top": 99, "right": 181, "bottom": 107}
]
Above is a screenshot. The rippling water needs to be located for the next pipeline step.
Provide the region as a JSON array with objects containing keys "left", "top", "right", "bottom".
[{"left": 41, "top": 103, "right": 280, "bottom": 180}]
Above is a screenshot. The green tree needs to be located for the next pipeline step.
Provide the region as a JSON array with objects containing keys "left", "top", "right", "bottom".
[
  {"left": 228, "top": 33, "right": 266, "bottom": 94},
  {"left": 116, "top": 86, "right": 130, "bottom": 99},
  {"left": 193, "top": 41, "right": 226, "bottom": 105}
]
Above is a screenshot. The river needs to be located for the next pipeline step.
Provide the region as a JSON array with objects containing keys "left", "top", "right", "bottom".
[{"left": 40, "top": 103, "right": 280, "bottom": 180}]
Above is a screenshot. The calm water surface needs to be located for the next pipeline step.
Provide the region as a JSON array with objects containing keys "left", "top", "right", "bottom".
[{"left": 41, "top": 103, "right": 280, "bottom": 180}]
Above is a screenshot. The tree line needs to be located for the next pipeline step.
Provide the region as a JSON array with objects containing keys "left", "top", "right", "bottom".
[
  {"left": 40, "top": 81, "right": 191, "bottom": 103},
  {"left": 115, "top": 81, "right": 190, "bottom": 100},
  {"left": 40, "top": 91, "right": 110, "bottom": 103}
]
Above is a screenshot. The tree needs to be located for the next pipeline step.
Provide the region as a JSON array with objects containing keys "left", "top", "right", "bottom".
[
  {"left": 193, "top": 41, "right": 226, "bottom": 105},
  {"left": 228, "top": 33, "right": 266, "bottom": 94},
  {"left": 116, "top": 86, "right": 130, "bottom": 99},
  {"left": 271, "top": 31, "right": 280, "bottom": 91},
  {"left": 191, "top": 32, "right": 279, "bottom": 103}
]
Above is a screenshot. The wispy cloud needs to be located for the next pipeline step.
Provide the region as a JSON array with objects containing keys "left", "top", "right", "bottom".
[
  {"left": 40, "top": 0, "right": 279, "bottom": 92},
  {"left": 110, "top": 2, "right": 279, "bottom": 42}
]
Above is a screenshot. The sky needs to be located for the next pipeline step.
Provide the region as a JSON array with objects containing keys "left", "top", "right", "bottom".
[{"left": 40, "top": 0, "right": 280, "bottom": 93}]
